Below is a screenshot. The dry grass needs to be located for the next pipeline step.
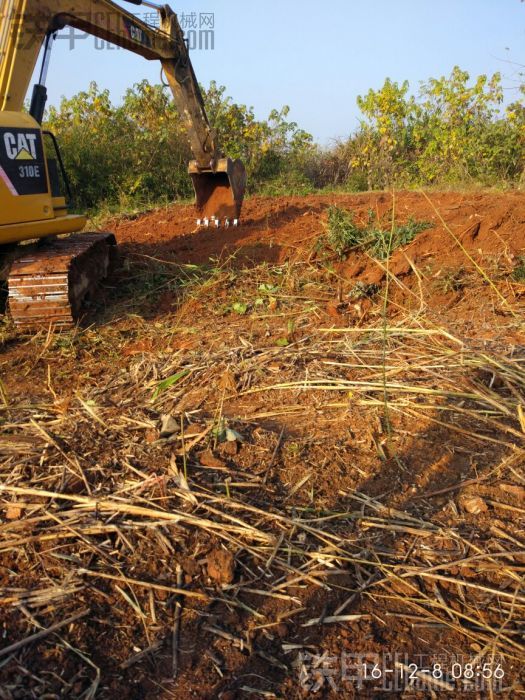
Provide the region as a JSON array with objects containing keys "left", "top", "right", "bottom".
[{"left": 1, "top": 197, "right": 525, "bottom": 697}]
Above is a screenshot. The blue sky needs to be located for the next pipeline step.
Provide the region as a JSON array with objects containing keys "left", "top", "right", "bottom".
[{"left": 38, "top": 0, "right": 525, "bottom": 144}]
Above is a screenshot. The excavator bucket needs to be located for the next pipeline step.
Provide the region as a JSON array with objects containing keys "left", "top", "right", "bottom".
[{"left": 189, "top": 157, "right": 247, "bottom": 221}]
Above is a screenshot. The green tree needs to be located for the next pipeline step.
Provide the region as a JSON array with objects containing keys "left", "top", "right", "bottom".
[
  {"left": 45, "top": 80, "right": 316, "bottom": 210},
  {"left": 356, "top": 78, "right": 417, "bottom": 188},
  {"left": 414, "top": 67, "right": 504, "bottom": 182},
  {"left": 347, "top": 67, "right": 524, "bottom": 188},
  {"left": 203, "top": 81, "right": 313, "bottom": 189}
]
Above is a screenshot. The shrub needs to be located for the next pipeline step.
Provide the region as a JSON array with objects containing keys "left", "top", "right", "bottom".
[
  {"left": 323, "top": 207, "right": 432, "bottom": 260},
  {"left": 348, "top": 68, "right": 525, "bottom": 189},
  {"left": 45, "top": 81, "right": 315, "bottom": 211},
  {"left": 325, "top": 206, "right": 369, "bottom": 258},
  {"left": 44, "top": 67, "right": 525, "bottom": 214},
  {"left": 512, "top": 257, "right": 525, "bottom": 283}
]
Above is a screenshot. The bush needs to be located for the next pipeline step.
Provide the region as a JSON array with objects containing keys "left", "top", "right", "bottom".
[
  {"left": 325, "top": 206, "right": 369, "bottom": 258},
  {"left": 46, "top": 82, "right": 194, "bottom": 210},
  {"left": 45, "top": 80, "right": 315, "bottom": 212},
  {"left": 350, "top": 68, "right": 525, "bottom": 189},
  {"left": 512, "top": 257, "right": 525, "bottom": 283},
  {"left": 322, "top": 207, "right": 432, "bottom": 260},
  {"left": 45, "top": 67, "right": 525, "bottom": 214}
]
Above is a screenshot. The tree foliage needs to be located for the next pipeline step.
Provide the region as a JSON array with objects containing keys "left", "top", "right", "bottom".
[
  {"left": 46, "top": 80, "right": 314, "bottom": 210},
  {"left": 352, "top": 67, "right": 524, "bottom": 188},
  {"left": 45, "top": 67, "right": 525, "bottom": 212}
]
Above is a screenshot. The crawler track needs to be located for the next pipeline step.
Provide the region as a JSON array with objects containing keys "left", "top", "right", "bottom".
[{"left": 7, "top": 232, "right": 116, "bottom": 329}]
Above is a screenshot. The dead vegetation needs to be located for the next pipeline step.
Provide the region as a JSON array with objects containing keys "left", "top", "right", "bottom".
[{"left": 1, "top": 191, "right": 525, "bottom": 698}]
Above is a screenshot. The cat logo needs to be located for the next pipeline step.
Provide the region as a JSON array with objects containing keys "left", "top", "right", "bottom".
[
  {"left": 123, "top": 18, "right": 151, "bottom": 48},
  {"left": 0, "top": 127, "right": 47, "bottom": 196},
  {"left": 3, "top": 132, "right": 38, "bottom": 161}
]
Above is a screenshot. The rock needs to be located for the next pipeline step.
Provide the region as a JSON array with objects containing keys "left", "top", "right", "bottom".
[
  {"left": 160, "top": 414, "right": 179, "bottom": 438},
  {"left": 225, "top": 428, "right": 244, "bottom": 443},
  {"left": 207, "top": 548, "right": 236, "bottom": 585}
]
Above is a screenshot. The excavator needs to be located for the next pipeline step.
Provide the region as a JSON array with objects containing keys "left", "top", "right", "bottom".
[{"left": 0, "top": 0, "right": 246, "bottom": 328}]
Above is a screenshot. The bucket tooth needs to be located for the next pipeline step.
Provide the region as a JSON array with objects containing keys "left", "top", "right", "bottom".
[{"left": 189, "top": 157, "right": 247, "bottom": 221}]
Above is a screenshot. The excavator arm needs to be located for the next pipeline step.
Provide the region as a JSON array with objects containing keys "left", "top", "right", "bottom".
[{"left": 0, "top": 0, "right": 246, "bottom": 218}]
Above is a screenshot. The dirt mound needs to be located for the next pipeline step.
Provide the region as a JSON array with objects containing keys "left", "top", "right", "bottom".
[
  {"left": 110, "top": 190, "right": 525, "bottom": 266},
  {"left": 109, "top": 190, "right": 525, "bottom": 343}
]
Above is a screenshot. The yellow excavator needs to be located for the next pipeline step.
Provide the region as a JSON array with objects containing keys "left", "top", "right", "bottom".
[{"left": 0, "top": 0, "right": 246, "bottom": 328}]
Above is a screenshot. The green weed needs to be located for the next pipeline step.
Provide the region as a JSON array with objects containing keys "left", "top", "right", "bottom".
[
  {"left": 512, "top": 257, "right": 525, "bottom": 283},
  {"left": 438, "top": 267, "right": 468, "bottom": 293},
  {"left": 324, "top": 206, "right": 370, "bottom": 258},
  {"left": 323, "top": 206, "right": 432, "bottom": 260}
]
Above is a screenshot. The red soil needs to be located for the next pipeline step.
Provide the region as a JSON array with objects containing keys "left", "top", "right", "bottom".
[
  {"left": 108, "top": 189, "right": 525, "bottom": 343},
  {"left": 2, "top": 190, "right": 525, "bottom": 700}
]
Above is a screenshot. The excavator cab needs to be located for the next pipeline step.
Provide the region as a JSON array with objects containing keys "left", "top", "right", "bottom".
[
  {"left": 189, "top": 157, "right": 247, "bottom": 222},
  {"left": 0, "top": 111, "right": 86, "bottom": 243}
]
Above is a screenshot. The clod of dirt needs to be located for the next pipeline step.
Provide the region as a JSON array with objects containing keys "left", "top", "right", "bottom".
[
  {"left": 207, "top": 548, "right": 236, "bottom": 585},
  {"left": 459, "top": 494, "right": 488, "bottom": 514},
  {"left": 219, "top": 691, "right": 237, "bottom": 700},
  {"left": 5, "top": 505, "right": 23, "bottom": 520},
  {"left": 145, "top": 428, "right": 159, "bottom": 444},
  {"left": 180, "top": 556, "right": 201, "bottom": 579},
  {"left": 460, "top": 221, "right": 481, "bottom": 243},
  {"left": 326, "top": 300, "right": 343, "bottom": 318},
  {"left": 199, "top": 450, "right": 227, "bottom": 469},
  {"left": 217, "top": 369, "right": 237, "bottom": 392},
  {"left": 274, "top": 623, "right": 289, "bottom": 639},
  {"left": 220, "top": 441, "right": 238, "bottom": 457},
  {"left": 499, "top": 483, "right": 525, "bottom": 500}
]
